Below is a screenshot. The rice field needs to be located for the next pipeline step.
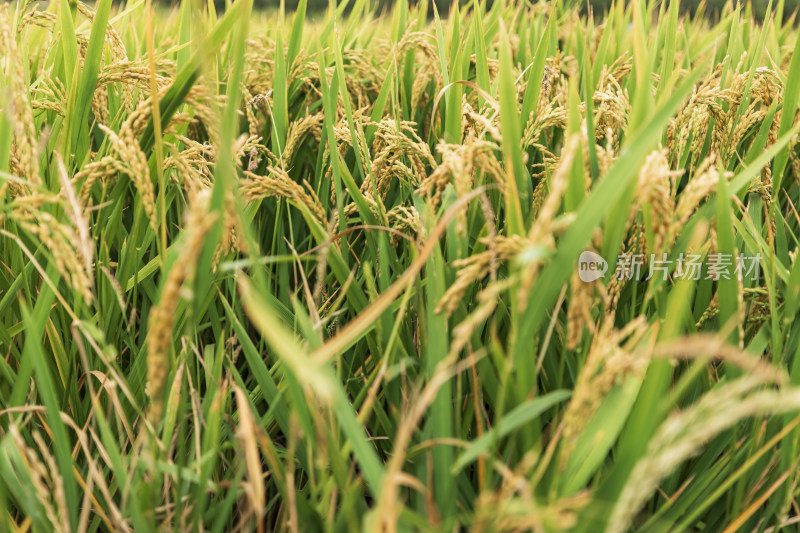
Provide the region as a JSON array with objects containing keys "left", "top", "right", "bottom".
[{"left": 3, "top": 0, "right": 800, "bottom": 530}]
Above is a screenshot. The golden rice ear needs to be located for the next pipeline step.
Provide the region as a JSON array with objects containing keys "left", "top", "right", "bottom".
[
  {"left": 1, "top": 7, "right": 40, "bottom": 188},
  {"left": 670, "top": 153, "right": 722, "bottom": 245},
  {"left": 10, "top": 425, "right": 69, "bottom": 533},
  {"left": 14, "top": 208, "right": 95, "bottom": 304},
  {"left": 565, "top": 269, "right": 596, "bottom": 351},
  {"left": 103, "top": 126, "right": 157, "bottom": 231},
  {"left": 436, "top": 235, "right": 528, "bottom": 317},
  {"left": 447, "top": 276, "right": 516, "bottom": 359},
  {"left": 283, "top": 112, "right": 324, "bottom": 163},
  {"left": 241, "top": 167, "right": 326, "bottom": 222},
  {"left": 75, "top": 156, "right": 121, "bottom": 207},
  {"left": 147, "top": 190, "right": 217, "bottom": 421},
  {"left": 559, "top": 317, "right": 652, "bottom": 459},
  {"left": 634, "top": 149, "right": 682, "bottom": 256},
  {"left": 386, "top": 204, "right": 423, "bottom": 244},
  {"left": 4, "top": 0, "right": 800, "bottom": 530},
  {"left": 608, "top": 375, "right": 800, "bottom": 533},
  {"left": 515, "top": 134, "right": 581, "bottom": 308},
  {"left": 75, "top": 1, "right": 127, "bottom": 62}
]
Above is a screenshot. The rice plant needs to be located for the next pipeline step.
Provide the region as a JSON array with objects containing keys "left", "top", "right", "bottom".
[{"left": 2, "top": 0, "right": 800, "bottom": 530}]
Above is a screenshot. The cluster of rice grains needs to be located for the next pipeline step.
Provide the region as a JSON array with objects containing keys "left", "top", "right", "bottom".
[{"left": 3, "top": 0, "right": 800, "bottom": 530}]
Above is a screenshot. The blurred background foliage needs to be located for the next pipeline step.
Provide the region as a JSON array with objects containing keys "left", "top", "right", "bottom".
[{"left": 236, "top": 0, "right": 798, "bottom": 21}]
